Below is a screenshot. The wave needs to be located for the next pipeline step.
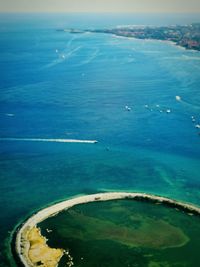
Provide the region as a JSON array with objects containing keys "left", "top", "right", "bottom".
[{"left": 0, "top": 138, "right": 98, "bottom": 144}]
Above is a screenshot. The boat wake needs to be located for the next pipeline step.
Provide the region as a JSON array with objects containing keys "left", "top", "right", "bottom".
[
  {"left": 0, "top": 138, "right": 98, "bottom": 144},
  {"left": 178, "top": 99, "right": 200, "bottom": 111},
  {"left": 43, "top": 46, "right": 82, "bottom": 69},
  {"left": 77, "top": 48, "right": 99, "bottom": 66}
]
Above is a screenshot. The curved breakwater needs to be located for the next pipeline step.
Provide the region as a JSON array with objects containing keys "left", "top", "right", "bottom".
[
  {"left": 13, "top": 192, "right": 200, "bottom": 267},
  {"left": 0, "top": 138, "right": 98, "bottom": 144}
]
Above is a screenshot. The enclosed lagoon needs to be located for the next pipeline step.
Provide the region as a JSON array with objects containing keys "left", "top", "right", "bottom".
[{"left": 38, "top": 199, "right": 200, "bottom": 267}]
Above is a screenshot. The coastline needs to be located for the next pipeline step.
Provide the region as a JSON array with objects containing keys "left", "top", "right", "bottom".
[
  {"left": 14, "top": 192, "right": 200, "bottom": 267},
  {"left": 63, "top": 26, "right": 200, "bottom": 52},
  {"left": 112, "top": 33, "right": 199, "bottom": 52}
]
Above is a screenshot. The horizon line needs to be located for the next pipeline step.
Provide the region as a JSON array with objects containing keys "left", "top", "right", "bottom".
[{"left": 1, "top": 11, "right": 200, "bottom": 14}]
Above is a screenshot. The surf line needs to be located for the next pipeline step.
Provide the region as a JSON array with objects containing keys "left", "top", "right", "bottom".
[{"left": 0, "top": 138, "right": 98, "bottom": 144}]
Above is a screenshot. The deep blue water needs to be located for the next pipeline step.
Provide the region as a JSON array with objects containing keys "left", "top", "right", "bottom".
[{"left": 0, "top": 13, "right": 200, "bottom": 267}]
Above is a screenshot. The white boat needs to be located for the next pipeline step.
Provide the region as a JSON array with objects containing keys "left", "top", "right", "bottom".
[
  {"left": 125, "top": 105, "right": 131, "bottom": 111},
  {"left": 176, "top": 95, "right": 181, "bottom": 101}
]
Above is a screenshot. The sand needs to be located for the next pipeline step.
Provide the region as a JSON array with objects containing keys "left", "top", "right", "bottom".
[{"left": 27, "top": 227, "right": 63, "bottom": 267}]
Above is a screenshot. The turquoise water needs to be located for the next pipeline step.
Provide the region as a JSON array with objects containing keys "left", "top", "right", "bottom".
[{"left": 0, "top": 13, "right": 200, "bottom": 266}]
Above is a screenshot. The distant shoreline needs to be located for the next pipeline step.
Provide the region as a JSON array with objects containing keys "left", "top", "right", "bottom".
[
  {"left": 14, "top": 192, "right": 200, "bottom": 267},
  {"left": 102, "top": 32, "right": 200, "bottom": 52},
  {"left": 58, "top": 23, "right": 200, "bottom": 52}
]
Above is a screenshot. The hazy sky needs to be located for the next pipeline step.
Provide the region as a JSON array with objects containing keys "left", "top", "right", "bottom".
[{"left": 0, "top": 0, "right": 200, "bottom": 13}]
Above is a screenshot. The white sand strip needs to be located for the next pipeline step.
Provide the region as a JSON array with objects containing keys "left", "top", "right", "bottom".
[
  {"left": 15, "top": 192, "right": 200, "bottom": 267},
  {"left": 0, "top": 138, "right": 98, "bottom": 144}
]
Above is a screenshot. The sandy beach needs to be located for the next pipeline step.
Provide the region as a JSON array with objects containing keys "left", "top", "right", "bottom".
[{"left": 15, "top": 192, "right": 200, "bottom": 267}]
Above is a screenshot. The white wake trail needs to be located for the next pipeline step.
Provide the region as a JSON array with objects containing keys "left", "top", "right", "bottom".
[
  {"left": 177, "top": 99, "right": 200, "bottom": 111},
  {"left": 77, "top": 48, "right": 99, "bottom": 66},
  {"left": 0, "top": 138, "right": 98, "bottom": 144},
  {"left": 43, "top": 46, "right": 82, "bottom": 69}
]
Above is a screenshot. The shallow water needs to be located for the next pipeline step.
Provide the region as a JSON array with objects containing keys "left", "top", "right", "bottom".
[
  {"left": 0, "top": 13, "right": 200, "bottom": 266},
  {"left": 39, "top": 200, "right": 200, "bottom": 267}
]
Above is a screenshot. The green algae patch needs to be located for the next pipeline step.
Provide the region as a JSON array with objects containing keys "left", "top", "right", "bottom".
[{"left": 55, "top": 209, "right": 188, "bottom": 250}]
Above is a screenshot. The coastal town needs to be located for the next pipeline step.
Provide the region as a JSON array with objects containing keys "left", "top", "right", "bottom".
[{"left": 61, "top": 23, "right": 200, "bottom": 51}]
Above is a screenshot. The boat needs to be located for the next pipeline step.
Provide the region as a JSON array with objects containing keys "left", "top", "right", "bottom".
[{"left": 125, "top": 105, "right": 131, "bottom": 111}]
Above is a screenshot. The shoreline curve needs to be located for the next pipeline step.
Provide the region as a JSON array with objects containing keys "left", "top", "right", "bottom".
[{"left": 14, "top": 192, "right": 200, "bottom": 267}]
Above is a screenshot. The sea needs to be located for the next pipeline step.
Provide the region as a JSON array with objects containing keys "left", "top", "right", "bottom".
[{"left": 0, "top": 13, "right": 200, "bottom": 267}]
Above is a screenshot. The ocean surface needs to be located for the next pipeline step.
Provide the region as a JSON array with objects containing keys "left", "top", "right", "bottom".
[{"left": 0, "top": 13, "right": 200, "bottom": 266}]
